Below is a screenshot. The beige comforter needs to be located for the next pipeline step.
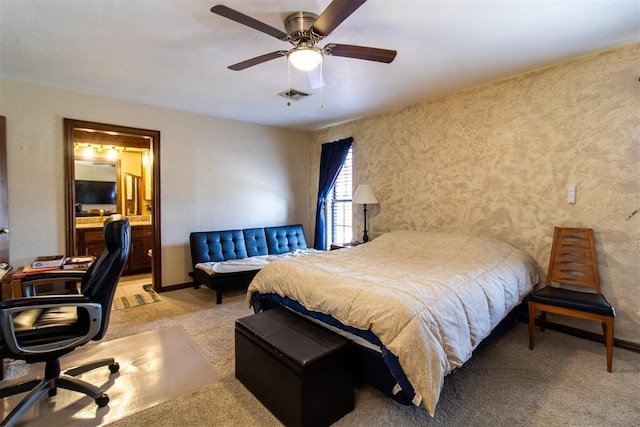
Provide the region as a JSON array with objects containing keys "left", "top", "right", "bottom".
[{"left": 247, "top": 231, "right": 539, "bottom": 415}]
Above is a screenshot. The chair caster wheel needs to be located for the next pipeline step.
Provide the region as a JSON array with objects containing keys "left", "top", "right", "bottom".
[
  {"left": 109, "top": 362, "right": 120, "bottom": 373},
  {"left": 96, "top": 393, "right": 110, "bottom": 407}
]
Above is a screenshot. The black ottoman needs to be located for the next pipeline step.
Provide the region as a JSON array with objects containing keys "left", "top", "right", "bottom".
[{"left": 235, "top": 306, "right": 354, "bottom": 426}]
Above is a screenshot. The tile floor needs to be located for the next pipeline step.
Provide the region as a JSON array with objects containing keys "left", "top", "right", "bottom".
[{"left": 117, "top": 273, "right": 152, "bottom": 290}]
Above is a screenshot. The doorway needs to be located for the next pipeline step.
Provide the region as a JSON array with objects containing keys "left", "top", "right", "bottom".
[{"left": 64, "top": 119, "right": 161, "bottom": 291}]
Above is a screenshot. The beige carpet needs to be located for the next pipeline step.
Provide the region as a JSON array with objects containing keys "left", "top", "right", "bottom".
[
  {"left": 1, "top": 326, "right": 219, "bottom": 426},
  {"left": 101, "top": 287, "right": 640, "bottom": 427},
  {"left": 6, "top": 287, "right": 638, "bottom": 426}
]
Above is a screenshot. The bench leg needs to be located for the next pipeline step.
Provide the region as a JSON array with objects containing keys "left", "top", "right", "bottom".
[
  {"left": 189, "top": 272, "right": 200, "bottom": 289},
  {"left": 216, "top": 290, "right": 222, "bottom": 304}
]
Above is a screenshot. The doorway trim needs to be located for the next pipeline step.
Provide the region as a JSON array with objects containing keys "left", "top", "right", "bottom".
[
  {"left": 0, "top": 116, "right": 8, "bottom": 263},
  {"left": 64, "top": 119, "right": 162, "bottom": 290}
]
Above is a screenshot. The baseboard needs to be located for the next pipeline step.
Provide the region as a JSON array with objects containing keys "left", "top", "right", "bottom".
[
  {"left": 519, "top": 316, "right": 640, "bottom": 354},
  {"left": 542, "top": 321, "right": 640, "bottom": 353},
  {"left": 158, "top": 282, "right": 192, "bottom": 293}
]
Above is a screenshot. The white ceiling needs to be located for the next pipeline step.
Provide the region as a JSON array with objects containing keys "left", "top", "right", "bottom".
[{"left": 1, "top": 0, "right": 638, "bottom": 131}]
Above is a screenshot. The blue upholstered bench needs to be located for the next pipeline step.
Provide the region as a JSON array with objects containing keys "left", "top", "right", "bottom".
[{"left": 189, "top": 224, "right": 313, "bottom": 304}]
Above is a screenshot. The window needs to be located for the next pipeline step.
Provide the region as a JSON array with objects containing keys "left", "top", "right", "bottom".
[{"left": 325, "top": 147, "right": 353, "bottom": 247}]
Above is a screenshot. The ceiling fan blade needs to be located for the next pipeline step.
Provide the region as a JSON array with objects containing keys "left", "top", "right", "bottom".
[
  {"left": 211, "top": 5, "right": 289, "bottom": 41},
  {"left": 306, "top": 68, "right": 326, "bottom": 89},
  {"left": 311, "top": 0, "right": 367, "bottom": 37},
  {"left": 325, "top": 44, "right": 397, "bottom": 63},
  {"left": 228, "top": 51, "right": 287, "bottom": 71}
]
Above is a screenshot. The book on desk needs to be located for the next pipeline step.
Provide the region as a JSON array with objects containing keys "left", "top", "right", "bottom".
[
  {"left": 31, "top": 255, "right": 65, "bottom": 269},
  {"left": 62, "top": 256, "right": 95, "bottom": 270},
  {"left": 13, "top": 256, "right": 95, "bottom": 279}
]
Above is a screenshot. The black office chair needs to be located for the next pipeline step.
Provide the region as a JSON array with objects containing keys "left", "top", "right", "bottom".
[{"left": 0, "top": 215, "right": 131, "bottom": 426}]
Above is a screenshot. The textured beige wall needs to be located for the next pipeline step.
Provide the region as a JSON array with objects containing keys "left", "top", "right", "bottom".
[{"left": 309, "top": 43, "right": 640, "bottom": 343}]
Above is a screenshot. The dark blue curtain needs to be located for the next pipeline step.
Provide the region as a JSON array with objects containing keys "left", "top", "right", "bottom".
[{"left": 313, "top": 137, "right": 353, "bottom": 250}]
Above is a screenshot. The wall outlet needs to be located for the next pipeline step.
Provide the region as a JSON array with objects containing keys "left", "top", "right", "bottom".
[{"left": 567, "top": 184, "right": 577, "bottom": 204}]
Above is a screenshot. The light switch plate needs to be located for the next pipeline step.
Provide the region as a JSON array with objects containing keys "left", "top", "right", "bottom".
[{"left": 567, "top": 184, "right": 577, "bottom": 204}]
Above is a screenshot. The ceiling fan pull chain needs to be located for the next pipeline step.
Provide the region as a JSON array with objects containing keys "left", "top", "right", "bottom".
[
  {"left": 287, "top": 60, "right": 292, "bottom": 107},
  {"left": 320, "top": 61, "right": 323, "bottom": 109}
]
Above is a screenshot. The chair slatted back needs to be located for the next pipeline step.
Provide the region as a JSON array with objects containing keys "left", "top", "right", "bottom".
[{"left": 546, "top": 227, "right": 600, "bottom": 293}]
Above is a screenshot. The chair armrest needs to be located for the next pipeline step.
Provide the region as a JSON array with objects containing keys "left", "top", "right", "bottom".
[
  {"left": 20, "top": 270, "right": 86, "bottom": 283},
  {"left": 0, "top": 295, "right": 102, "bottom": 356},
  {"left": 0, "top": 294, "right": 91, "bottom": 309},
  {"left": 20, "top": 270, "right": 86, "bottom": 296}
]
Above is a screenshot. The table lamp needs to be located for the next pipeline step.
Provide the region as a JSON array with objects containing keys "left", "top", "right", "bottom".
[{"left": 352, "top": 184, "right": 378, "bottom": 242}]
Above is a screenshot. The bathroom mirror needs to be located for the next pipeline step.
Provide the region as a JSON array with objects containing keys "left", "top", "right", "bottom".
[{"left": 74, "top": 159, "right": 121, "bottom": 216}]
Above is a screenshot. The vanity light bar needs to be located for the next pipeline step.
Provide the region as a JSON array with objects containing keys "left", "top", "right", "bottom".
[
  {"left": 74, "top": 142, "right": 127, "bottom": 151},
  {"left": 74, "top": 142, "right": 128, "bottom": 160}
]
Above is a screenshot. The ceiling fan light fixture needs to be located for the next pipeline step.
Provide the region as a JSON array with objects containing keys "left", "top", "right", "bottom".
[{"left": 288, "top": 45, "right": 323, "bottom": 71}]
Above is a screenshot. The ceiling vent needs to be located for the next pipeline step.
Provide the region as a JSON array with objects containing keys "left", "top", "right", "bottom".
[{"left": 277, "top": 89, "right": 310, "bottom": 101}]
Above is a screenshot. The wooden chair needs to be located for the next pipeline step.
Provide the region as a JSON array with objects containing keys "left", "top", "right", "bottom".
[{"left": 528, "top": 227, "right": 615, "bottom": 372}]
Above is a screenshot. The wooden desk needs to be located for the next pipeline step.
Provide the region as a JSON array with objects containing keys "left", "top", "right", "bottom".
[
  {"left": 8, "top": 266, "right": 29, "bottom": 299},
  {"left": 9, "top": 267, "right": 83, "bottom": 299},
  {"left": 11, "top": 270, "right": 22, "bottom": 299},
  {"left": 1, "top": 266, "right": 13, "bottom": 301}
]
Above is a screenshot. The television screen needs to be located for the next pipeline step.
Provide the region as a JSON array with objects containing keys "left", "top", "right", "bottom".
[{"left": 75, "top": 180, "right": 117, "bottom": 205}]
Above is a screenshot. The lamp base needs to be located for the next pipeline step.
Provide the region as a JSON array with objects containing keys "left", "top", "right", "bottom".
[{"left": 362, "top": 203, "right": 369, "bottom": 243}]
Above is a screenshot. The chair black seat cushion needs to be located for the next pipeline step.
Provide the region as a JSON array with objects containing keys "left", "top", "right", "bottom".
[{"left": 529, "top": 287, "right": 615, "bottom": 317}]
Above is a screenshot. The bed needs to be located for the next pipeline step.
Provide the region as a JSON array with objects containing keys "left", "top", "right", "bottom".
[{"left": 247, "top": 230, "right": 539, "bottom": 415}]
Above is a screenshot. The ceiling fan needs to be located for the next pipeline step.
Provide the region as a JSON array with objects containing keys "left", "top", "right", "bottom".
[{"left": 210, "top": 0, "right": 397, "bottom": 76}]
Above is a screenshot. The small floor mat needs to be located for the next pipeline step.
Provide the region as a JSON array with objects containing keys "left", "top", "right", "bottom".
[
  {"left": 112, "top": 283, "right": 161, "bottom": 310},
  {"left": 0, "top": 326, "right": 219, "bottom": 426}
]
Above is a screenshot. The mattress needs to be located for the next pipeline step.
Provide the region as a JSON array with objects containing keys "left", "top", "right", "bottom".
[
  {"left": 195, "top": 248, "right": 320, "bottom": 275},
  {"left": 247, "top": 230, "right": 539, "bottom": 415}
]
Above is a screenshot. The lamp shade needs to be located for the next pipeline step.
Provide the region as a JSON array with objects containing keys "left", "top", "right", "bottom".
[
  {"left": 352, "top": 185, "right": 378, "bottom": 205},
  {"left": 288, "top": 45, "right": 323, "bottom": 71}
]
